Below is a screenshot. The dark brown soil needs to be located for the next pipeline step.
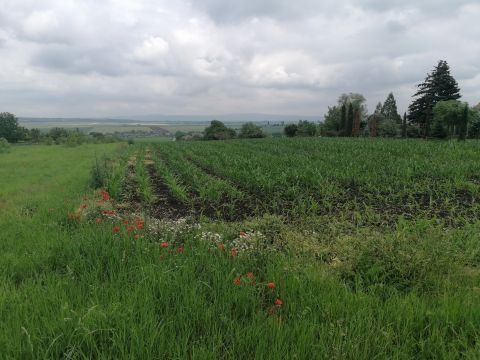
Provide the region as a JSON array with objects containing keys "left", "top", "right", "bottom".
[
  {"left": 145, "top": 163, "right": 192, "bottom": 220},
  {"left": 120, "top": 163, "right": 143, "bottom": 213}
]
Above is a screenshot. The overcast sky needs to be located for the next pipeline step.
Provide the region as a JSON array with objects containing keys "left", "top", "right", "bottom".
[{"left": 0, "top": 0, "right": 479, "bottom": 118}]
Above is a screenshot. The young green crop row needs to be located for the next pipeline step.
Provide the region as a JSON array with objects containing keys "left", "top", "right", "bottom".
[
  {"left": 152, "top": 146, "right": 256, "bottom": 219},
  {"left": 150, "top": 138, "right": 480, "bottom": 224}
]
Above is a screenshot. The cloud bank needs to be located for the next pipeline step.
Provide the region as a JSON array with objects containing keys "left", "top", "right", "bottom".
[{"left": 0, "top": 0, "right": 479, "bottom": 117}]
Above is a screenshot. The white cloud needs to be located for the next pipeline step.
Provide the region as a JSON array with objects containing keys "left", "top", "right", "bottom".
[
  {"left": 133, "top": 36, "right": 170, "bottom": 63},
  {"left": 0, "top": 0, "right": 479, "bottom": 117}
]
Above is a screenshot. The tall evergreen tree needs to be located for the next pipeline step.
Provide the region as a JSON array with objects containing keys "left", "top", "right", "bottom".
[
  {"left": 382, "top": 93, "right": 402, "bottom": 124},
  {"left": 346, "top": 103, "right": 354, "bottom": 137},
  {"left": 408, "top": 60, "right": 461, "bottom": 137},
  {"left": 340, "top": 103, "right": 347, "bottom": 135},
  {"left": 402, "top": 112, "right": 407, "bottom": 138}
]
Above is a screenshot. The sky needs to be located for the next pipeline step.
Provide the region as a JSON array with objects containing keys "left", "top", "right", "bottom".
[{"left": 0, "top": 0, "right": 479, "bottom": 118}]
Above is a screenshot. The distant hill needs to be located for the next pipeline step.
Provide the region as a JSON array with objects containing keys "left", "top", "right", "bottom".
[{"left": 19, "top": 113, "right": 321, "bottom": 126}]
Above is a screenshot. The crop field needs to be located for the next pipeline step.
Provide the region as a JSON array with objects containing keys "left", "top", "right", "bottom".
[
  {"left": 145, "top": 138, "right": 480, "bottom": 224},
  {"left": 2, "top": 138, "right": 480, "bottom": 359}
]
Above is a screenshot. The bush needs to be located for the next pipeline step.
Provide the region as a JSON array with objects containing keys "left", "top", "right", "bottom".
[
  {"left": 378, "top": 119, "right": 399, "bottom": 138},
  {"left": 284, "top": 124, "right": 298, "bottom": 137},
  {"left": 296, "top": 120, "right": 317, "bottom": 137},
  {"left": 0, "top": 137, "right": 10, "bottom": 153},
  {"left": 204, "top": 120, "right": 236, "bottom": 140},
  {"left": 239, "top": 122, "right": 266, "bottom": 139}
]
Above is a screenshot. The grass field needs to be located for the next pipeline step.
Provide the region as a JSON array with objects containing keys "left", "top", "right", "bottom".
[{"left": 1, "top": 139, "right": 480, "bottom": 359}]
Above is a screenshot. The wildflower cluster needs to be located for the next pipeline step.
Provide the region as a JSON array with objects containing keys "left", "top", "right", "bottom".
[
  {"left": 147, "top": 217, "right": 200, "bottom": 238},
  {"left": 230, "top": 230, "right": 271, "bottom": 253},
  {"left": 232, "top": 271, "right": 284, "bottom": 310}
]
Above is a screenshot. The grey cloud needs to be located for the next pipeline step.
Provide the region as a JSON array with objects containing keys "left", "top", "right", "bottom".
[
  {"left": 30, "top": 46, "right": 127, "bottom": 76},
  {"left": 0, "top": 0, "right": 479, "bottom": 117}
]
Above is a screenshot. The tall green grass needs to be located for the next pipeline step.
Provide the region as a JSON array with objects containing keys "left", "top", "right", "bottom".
[{"left": 1, "top": 141, "right": 480, "bottom": 359}]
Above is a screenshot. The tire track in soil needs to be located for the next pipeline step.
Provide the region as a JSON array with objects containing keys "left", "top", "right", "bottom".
[
  {"left": 120, "top": 156, "right": 143, "bottom": 213},
  {"left": 145, "top": 162, "right": 192, "bottom": 220},
  {"left": 152, "top": 150, "right": 254, "bottom": 221},
  {"left": 183, "top": 154, "right": 281, "bottom": 219}
]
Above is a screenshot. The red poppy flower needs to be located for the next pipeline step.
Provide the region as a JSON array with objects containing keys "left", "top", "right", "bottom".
[
  {"left": 100, "top": 191, "right": 110, "bottom": 200},
  {"left": 160, "top": 242, "right": 169, "bottom": 248},
  {"left": 217, "top": 244, "right": 225, "bottom": 250},
  {"left": 134, "top": 234, "right": 140, "bottom": 239},
  {"left": 177, "top": 247, "right": 185, "bottom": 253},
  {"left": 234, "top": 276, "right": 241, "bottom": 285},
  {"left": 246, "top": 272, "right": 254, "bottom": 279},
  {"left": 126, "top": 226, "right": 134, "bottom": 232},
  {"left": 112, "top": 227, "right": 121, "bottom": 233},
  {"left": 123, "top": 219, "right": 129, "bottom": 225},
  {"left": 95, "top": 218, "right": 102, "bottom": 224},
  {"left": 266, "top": 282, "right": 276, "bottom": 289},
  {"left": 134, "top": 219, "right": 145, "bottom": 229},
  {"left": 274, "top": 298, "right": 283, "bottom": 306},
  {"left": 230, "top": 248, "right": 238, "bottom": 257},
  {"left": 96, "top": 199, "right": 104, "bottom": 204}
]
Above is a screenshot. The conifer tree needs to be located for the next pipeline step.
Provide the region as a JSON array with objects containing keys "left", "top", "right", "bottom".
[
  {"left": 408, "top": 60, "right": 461, "bottom": 137},
  {"left": 382, "top": 93, "right": 402, "bottom": 124}
]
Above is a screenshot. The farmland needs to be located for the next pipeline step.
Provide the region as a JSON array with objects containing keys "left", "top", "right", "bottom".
[{"left": 1, "top": 138, "right": 480, "bottom": 358}]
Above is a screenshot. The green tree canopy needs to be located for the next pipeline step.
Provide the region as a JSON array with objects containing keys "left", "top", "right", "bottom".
[
  {"left": 0, "top": 112, "right": 21, "bottom": 143},
  {"left": 296, "top": 120, "right": 317, "bottom": 137},
  {"left": 284, "top": 123, "right": 298, "bottom": 137},
  {"left": 408, "top": 60, "right": 461, "bottom": 137},
  {"left": 204, "top": 120, "right": 236, "bottom": 140},
  {"left": 239, "top": 122, "right": 266, "bottom": 138},
  {"left": 432, "top": 100, "right": 468, "bottom": 139}
]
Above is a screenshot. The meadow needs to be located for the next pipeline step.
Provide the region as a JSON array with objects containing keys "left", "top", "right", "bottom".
[{"left": 1, "top": 138, "right": 480, "bottom": 359}]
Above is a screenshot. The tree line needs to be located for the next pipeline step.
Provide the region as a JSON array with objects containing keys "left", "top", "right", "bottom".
[
  {"left": 320, "top": 60, "right": 480, "bottom": 140},
  {"left": 0, "top": 113, "right": 121, "bottom": 146}
]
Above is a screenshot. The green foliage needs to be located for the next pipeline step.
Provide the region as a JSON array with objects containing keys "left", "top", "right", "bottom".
[
  {"left": 402, "top": 113, "right": 407, "bottom": 138},
  {"left": 345, "top": 103, "right": 354, "bottom": 136},
  {"left": 204, "top": 120, "right": 236, "bottom": 140},
  {"left": 90, "top": 155, "right": 109, "bottom": 189},
  {"left": 0, "top": 112, "right": 23, "bottom": 143},
  {"left": 296, "top": 120, "right": 317, "bottom": 137},
  {"left": 284, "top": 123, "right": 298, "bottom": 137},
  {"left": 323, "top": 93, "right": 368, "bottom": 137},
  {"left": 381, "top": 92, "right": 402, "bottom": 124},
  {"left": 331, "top": 224, "right": 459, "bottom": 292},
  {"left": 321, "top": 106, "right": 341, "bottom": 135},
  {"left": 239, "top": 122, "right": 266, "bottom": 138},
  {"left": 408, "top": 60, "right": 461, "bottom": 136},
  {"left": 377, "top": 119, "right": 399, "bottom": 138},
  {"left": 47, "top": 127, "right": 69, "bottom": 143},
  {"left": 3, "top": 142, "right": 480, "bottom": 358},
  {"left": 0, "top": 137, "right": 10, "bottom": 153},
  {"left": 468, "top": 109, "right": 480, "bottom": 139},
  {"left": 64, "top": 131, "right": 86, "bottom": 147},
  {"left": 432, "top": 100, "right": 468, "bottom": 139}
]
